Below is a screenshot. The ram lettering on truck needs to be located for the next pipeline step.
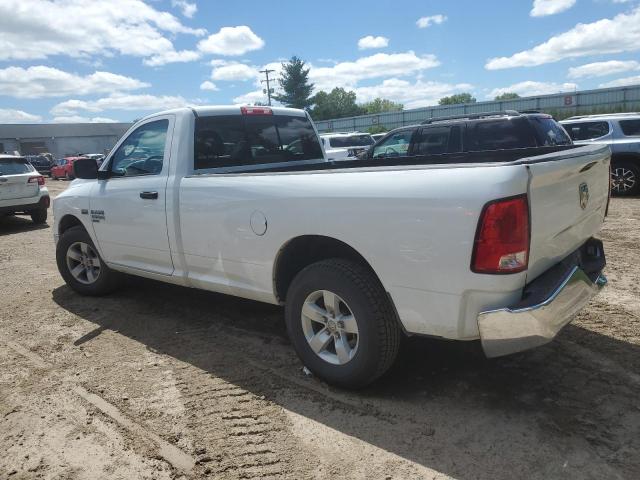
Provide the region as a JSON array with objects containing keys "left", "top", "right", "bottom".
[{"left": 53, "top": 107, "right": 610, "bottom": 387}]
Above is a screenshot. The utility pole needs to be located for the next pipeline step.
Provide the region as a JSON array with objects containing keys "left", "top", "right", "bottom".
[{"left": 260, "top": 69, "right": 276, "bottom": 106}]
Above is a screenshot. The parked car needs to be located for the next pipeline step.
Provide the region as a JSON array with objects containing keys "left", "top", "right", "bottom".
[
  {"left": 0, "top": 155, "right": 50, "bottom": 224},
  {"left": 54, "top": 106, "right": 609, "bottom": 388},
  {"left": 560, "top": 113, "right": 640, "bottom": 195},
  {"left": 51, "top": 157, "right": 85, "bottom": 180},
  {"left": 80, "top": 153, "right": 106, "bottom": 167},
  {"left": 25, "top": 154, "right": 53, "bottom": 176},
  {"left": 320, "top": 132, "right": 375, "bottom": 160},
  {"left": 357, "top": 110, "right": 573, "bottom": 162}
]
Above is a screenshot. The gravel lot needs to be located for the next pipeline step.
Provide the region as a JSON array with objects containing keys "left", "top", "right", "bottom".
[{"left": 1, "top": 180, "right": 639, "bottom": 480}]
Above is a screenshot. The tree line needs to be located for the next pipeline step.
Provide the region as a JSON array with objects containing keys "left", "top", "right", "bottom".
[{"left": 270, "top": 56, "right": 520, "bottom": 122}]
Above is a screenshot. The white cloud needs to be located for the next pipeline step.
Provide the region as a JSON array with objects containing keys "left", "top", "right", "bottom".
[
  {"left": 233, "top": 90, "right": 267, "bottom": 105},
  {"left": 416, "top": 15, "right": 447, "bottom": 28},
  {"left": 197, "top": 26, "right": 265, "bottom": 56},
  {"left": 144, "top": 50, "right": 201, "bottom": 67},
  {"left": 0, "top": 109, "right": 42, "bottom": 123},
  {"left": 530, "top": 0, "right": 576, "bottom": 17},
  {"left": 234, "top": 52, "right": 442, "bottom": 106},
  {"left": 358, "top": 35, "right": 389, "bottom": 50},
  {"left": 488, "top": 81, "right": 578, "bottom": 99},
  {"left": 487, "top": 7, "right": 640, "bottom": 69},
  {"left": 599, "top": 75, "right": 640, "bottom": 88},
  {"left": 568, "top": 60, "right": 640, "bottom": 78},
  {"left": 310, "top": 51, "right": 440, "bottom": 91},
  {"left": 171, "top": 0, "right": 196, "bottom": 18},
  {"left": 0, "top": 66, "right": 149, "bottom": 99},
  {"left": 200, "top": 81, "right": 218, "bottom": 91},
  {"left": 353, "top": 78, "right": 474, "bottom": 109},
  {"left": 211, "top": 63, "right": 258, "bottom": 81},
  {"left": 52, "top": 115, "right": 118, "bottom": 123},
  {"left": 51, "top": 93, "right": 189, "bottom": 115},
  {"left": 0, "top": 0, "right": 205, "bottom": 64}
]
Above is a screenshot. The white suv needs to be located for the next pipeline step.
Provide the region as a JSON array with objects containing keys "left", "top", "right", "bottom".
[
  {"left": 320, "top": 132, "right": 375, "bottom": 161},
  {"left": 0, "top": 155, "right": 50, "bottom": 224},
  {"left": 561, "top": 113, "right": 640, "bottom": 196}
]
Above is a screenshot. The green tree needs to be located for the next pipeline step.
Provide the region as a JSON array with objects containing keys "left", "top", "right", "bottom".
[
  {"left": 272, "top": 56, "right": 314, "bottom": 109},
  {"left": 494, "top": 92, "right": 520, "bottom": 101},
  {"left": 360, "top": 98, "right": 404, "bottom": 114},
  {"left": 367, "top": 125, "right": 389, "bottom": 134},
  {"left": 311, "top": 88, "right": 363, "bottom": 121},
  {"left": 438, "top": 93, "right": 476, "bottom": 105}
]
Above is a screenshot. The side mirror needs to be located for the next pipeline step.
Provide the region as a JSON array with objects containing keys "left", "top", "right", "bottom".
[{"left": 73, "top": 158, "right": 98, "bottom": 179}]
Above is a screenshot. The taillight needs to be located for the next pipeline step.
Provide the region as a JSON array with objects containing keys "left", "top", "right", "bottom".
[
  {"left": 471, "top": 195, "right": 530, "bottom": 274},
  {"left": 241, "top": 106, "right": 273, "bottom": 115},
  {"left": 28, "top": 176, "right": 45, "bottom": 186}
]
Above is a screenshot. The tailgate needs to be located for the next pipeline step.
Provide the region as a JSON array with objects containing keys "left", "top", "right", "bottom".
[
  {"left": 526, "top": 144, "right": 610, "bottom": 281},
  {"left": 0, "top": 174, "right": 38, "bottom": 201}
]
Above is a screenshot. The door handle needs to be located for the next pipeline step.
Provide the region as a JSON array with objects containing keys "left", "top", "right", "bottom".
[{"left": 140, "top": 191, "right": 158, "bottom": 199}]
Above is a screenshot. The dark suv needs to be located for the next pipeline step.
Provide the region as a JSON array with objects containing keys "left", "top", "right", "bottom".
[
  {"left": 361, "top": 111, "right": 573, "bottom": 162},
  {"left": 25, "top": 155, "right": 53, "bottom": 176}
]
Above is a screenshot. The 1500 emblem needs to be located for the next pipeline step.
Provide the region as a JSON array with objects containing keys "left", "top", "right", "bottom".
[
  {"left": 579, "top": 183, "right": 589, "bottom": 210},
  {"left": 90, "top": 209, "right": 105, "bottom": 222}
]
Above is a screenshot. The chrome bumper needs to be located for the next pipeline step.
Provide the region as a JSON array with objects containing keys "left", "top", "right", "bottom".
[{"left": 478, "top": 266, "right": 607, "bottom": 358}]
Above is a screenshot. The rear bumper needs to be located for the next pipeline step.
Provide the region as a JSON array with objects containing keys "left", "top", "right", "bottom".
[
  {"left": 0, "top": 194, "right": 50, "bottom": 214},
  {"left": 478, "top": 239, "right": 606, "bottom": 358}
]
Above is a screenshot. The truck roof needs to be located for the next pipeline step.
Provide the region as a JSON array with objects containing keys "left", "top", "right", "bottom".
[
  {"left": 561, "top": 112, "right": 640, "bottom": 122},
  {"left": 138, "top": 105, "right": 308, "bottom": 122}
]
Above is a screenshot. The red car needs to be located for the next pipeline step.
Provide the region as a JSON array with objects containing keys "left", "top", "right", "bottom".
[{"left": 51, "top": 157, "right": 84, "bottom": 180}]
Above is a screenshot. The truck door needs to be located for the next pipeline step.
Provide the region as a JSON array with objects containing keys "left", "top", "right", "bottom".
[{"left": 90, "top": 116, "right": 174, "bottom": 275}]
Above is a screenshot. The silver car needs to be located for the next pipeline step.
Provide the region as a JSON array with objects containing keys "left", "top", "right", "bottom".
[{"left": 561, "top": 113, "right": 640, "bottom": 195}]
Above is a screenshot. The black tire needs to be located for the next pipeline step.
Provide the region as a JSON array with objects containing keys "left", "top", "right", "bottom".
[
  {"left": 611, "top": 161, "right": 640, "bottom": 196},
  {"left": 285, "top": 258, "right": 401, "bottom": 388},
  {"left": 30, "top": 207, "right": 47, "bottom": 224},
  {"left": 56, "top": 225, "right": 119, "bottom": 296}
]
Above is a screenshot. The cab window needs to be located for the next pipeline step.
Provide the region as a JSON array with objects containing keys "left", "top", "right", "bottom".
[
  {"left": 372, "top": 129, "right": 415, "bottom": 158},
  {"left": 110, "top": 120, "right": 168, "bottom": 177},
  {"left": 414, "top": 126, "right": 462, "bottom": 155}
]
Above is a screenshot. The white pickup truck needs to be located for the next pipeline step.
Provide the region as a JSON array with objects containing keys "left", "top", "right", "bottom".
[{"left": 53, "top": 106, "right": 610, "bottom": 387}]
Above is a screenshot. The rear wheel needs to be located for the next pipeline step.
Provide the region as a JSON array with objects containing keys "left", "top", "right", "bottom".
[
  {"left": 285, "top": 259, "right": 400, "bottom": 388},
  {"left": 611, "top": 161, "right": 639, "bottom": 196},
  {"left": 65, "top": 171, "right": 71, "bottom": 181},
  {"left": 30, "top": 208, "right": 47, "bottom": 224},
  {"left": 56, "top": 225, "right": 119, "bottom": 295}
]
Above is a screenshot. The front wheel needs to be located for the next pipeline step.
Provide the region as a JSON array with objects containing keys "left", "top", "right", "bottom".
[
  {"left": 56, "top": 226, "right": 119, "bottom": 295},
  {"left": 285, "top": 259, "right": 400, "bottom": 388},
  {"left": 611, "top": 161, "right": 639, "bottom": 196}
]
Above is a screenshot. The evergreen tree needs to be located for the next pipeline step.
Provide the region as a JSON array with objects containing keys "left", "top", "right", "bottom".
[{"left": 272, "top": 56, "right": 314, "bottom": 109}]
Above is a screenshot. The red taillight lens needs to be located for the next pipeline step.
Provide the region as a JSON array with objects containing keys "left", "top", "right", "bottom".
[
  {"left": 28, "top": 176, "right": 45, "bottom": 186},
  {"left": 472, "top": 195, "right": 530, "bottom": 274},
  {"left": 241, "top": 106, "right": 273, "bottom": 116}
]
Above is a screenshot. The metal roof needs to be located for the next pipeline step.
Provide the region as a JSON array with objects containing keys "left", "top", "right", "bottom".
[{"left": 0, "top": 123, "right": 132, "bottom": 139}]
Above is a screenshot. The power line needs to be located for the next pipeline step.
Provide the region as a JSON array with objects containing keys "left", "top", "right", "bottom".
[{"left": 259, "top": 69, "right": 276, "bottom": 106}]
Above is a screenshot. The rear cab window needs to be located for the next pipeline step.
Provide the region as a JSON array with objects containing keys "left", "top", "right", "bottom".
[
  {"left": 619, "top": 119, "right": 640, "bottom": 137},
  {"left": 563, "top": 121, "right": 610, "bottom": 140},
  {"left": 0, "top": 158, "right": 33, "bottom": 175},
  {"left": 194, "top": 112, "right": 323, "bottom": 171}
]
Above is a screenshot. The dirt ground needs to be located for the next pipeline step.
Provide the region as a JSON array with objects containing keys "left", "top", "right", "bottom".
[{"left": 1, "top": 180, "right": 639, "bottom": 480}]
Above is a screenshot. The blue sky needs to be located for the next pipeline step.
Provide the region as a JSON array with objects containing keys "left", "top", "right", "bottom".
[{"left": 1, "top": 0, "right": 639, "bottom": 123}]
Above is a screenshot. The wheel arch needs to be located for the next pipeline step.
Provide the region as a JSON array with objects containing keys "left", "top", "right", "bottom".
[
  {"left": 611, "top": 152, "right": 640, "bottom": 165},
  {"left": 58, "top": 214, "right": 85, "bottom": 235},
  {"left": 273, "top": 235, "right": 390, "bottom": 305}
]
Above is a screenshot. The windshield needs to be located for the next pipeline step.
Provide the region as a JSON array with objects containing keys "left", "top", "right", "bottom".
[
  {"left": 328, "top": 135, "right": 374, "bottom": 148},
  {"left": 530, "top": 117, "right": 572, "bottom": 146},
  {"left": 0, "top": 158, "right": 33, "bottom": 175}
]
